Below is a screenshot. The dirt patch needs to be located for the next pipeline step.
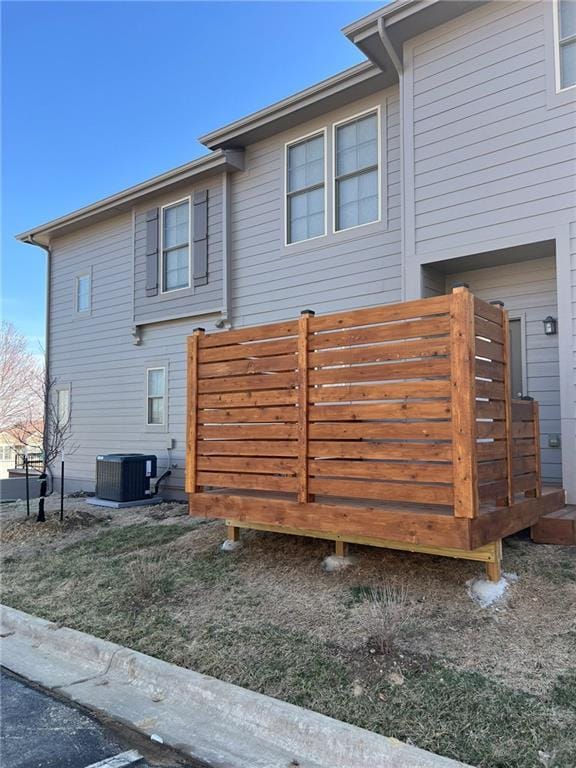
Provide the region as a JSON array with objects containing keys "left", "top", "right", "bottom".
[{"left": 2, "top": 498, "right": 575, "bottom": 768}]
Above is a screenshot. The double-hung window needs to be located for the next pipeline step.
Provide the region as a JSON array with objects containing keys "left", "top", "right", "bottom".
[
  {"left": 162, "top": 200, "right": 190, "bottom": 292},
  {"left": 147, "top": 368, "right": 165, "bottom": 425},
  {"left": 335, "top": 111, "right": 379, "bottom": 231},
  {"left": 76, "top": 273, "right": 91, "bottom": 313},
  {"left": 286, "top": 133, "right": 325, "bottom": 244},
  {"left": 56, "top": 388, "right": 70, "bottom": 427},
  {"left": 557, "top": 0, "right": 576, "bottom": 89}
]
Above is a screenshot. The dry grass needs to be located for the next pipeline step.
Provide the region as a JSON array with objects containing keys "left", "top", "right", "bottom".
[
  {"left": 2, "top": 498, "right": 576, "bottom": 767},
  {"left": 353, "top": 581, "right": 417, "bottom": 654}
]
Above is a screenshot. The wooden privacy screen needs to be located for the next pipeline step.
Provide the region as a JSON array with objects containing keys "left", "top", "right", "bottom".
[{"left": 186, "top": 288, "right": 542, "bottom": 526}]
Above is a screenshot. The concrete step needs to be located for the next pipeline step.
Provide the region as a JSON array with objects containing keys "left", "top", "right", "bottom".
[{"left": 531, "top": 506, "right": 576, "bottom": 545}]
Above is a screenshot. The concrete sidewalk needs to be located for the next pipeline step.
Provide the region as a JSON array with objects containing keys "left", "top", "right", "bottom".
[{"left": 0, "top": 605, "right": 472, "bottom": 768}]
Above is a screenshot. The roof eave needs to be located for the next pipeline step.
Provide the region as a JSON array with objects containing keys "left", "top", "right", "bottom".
[{"left": 16, "top": 148, "right": 244, "bottom": 246}]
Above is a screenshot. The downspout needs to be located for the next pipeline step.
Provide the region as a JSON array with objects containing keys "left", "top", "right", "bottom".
[
  {"left": 219, "top": 171, "right": 232, "bottom": 326},
  {"left": 377, "top": 17, "right": 409, "bottom": 300},
  {"left": 26, "top": 234, "right": 54, "bottom": 494}
]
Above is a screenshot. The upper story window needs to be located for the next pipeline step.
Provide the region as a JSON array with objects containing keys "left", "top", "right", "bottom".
[
  {"left": 557, "top": 0, "right": 576, "bottom": 89},
  {"left": 334, "top": 111, "right": 379, "bottom": 232},
  {"left": 146, "top": 367, "right": 165, "bottom": 425},
  {"left": 162, "top": 200, "right": 190, "bottom": 292},
  {"left": 56, "top": 387, "right": 70, "bottom": 426},
  {"left": 76, "top": 273, "right": 91, "bottom": 313},
  {"left": 286, "top": 133, "right": 325, "bottom": 244}
]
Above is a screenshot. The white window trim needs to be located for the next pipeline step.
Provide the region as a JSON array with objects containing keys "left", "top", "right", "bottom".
[
  {"left": 146, "top": 366, "right": 167, "bottom": 427},
  {"left": 332, "top": 106, "right": 382, "bottom": 235},
  {"left": 554, "top": 0, "right": 576, "bottom": 92},
  {"left": 75, "top": 268, "right": 92, "bottom": 314},
  {"left": 55, "top": 383, "right": 72, "bottom": 429},
  {"left": 160, "top": 197, "right": 192, "bottom": 294},
  {"left": 284, "top": 128, "right": 328, "bottom": 248}
]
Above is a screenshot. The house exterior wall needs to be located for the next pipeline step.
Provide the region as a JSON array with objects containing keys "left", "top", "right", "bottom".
[
  {"left": 229, "top": 88, "right": 401, "bottom": 326},
  {"left": 402, "top": 0, "right": 576, "bottom": 500},
  {"left": 45, "top": 0, "right": 576, "bottom": 501}
]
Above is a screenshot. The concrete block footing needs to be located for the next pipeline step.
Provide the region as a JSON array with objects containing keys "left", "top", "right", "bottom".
[{"left": 0, "top": 605, "right": 471, "bottom": 768}]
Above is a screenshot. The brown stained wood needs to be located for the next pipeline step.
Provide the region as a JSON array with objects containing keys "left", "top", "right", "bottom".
[
  {"left": 478, "top": 479, "right": 509, "bottom": 501},
  {"left": 475, "top": 337, "right": 504, "bottom": 363},
  {"left": 190, "top": 494, "right": 471, "bottom": 549},
  {"left": 200, "top": 337, "right": 297, "bottom": 363},
  {"left": 478, "top": 460, "right": 508, "bottom": 483},
  {"left": 308, "top": 381, "right": 451, "bottom": 403},
  {"left": 485, "top": 556, "right": 502, "bottom": 583},
  {"left": 309, "top": 440, "right": 452, "bottom": 461},
  {"left": 196, "top": 472, "right": 297, "bottom": 493},
  {"left": 476, "top": 421, "right": 506, "bottom": 439},
  {"left": 198, "top": 440, "right": 297, "bottom": 457},
  {"left": 475, "top": 359, "right": 505, "bottom": 381},
  {"left": 308, "top": 316, "right": 450, "bottom": 350},
  {"left": 334, "top": 540, "right": 348, "bottom": 558},
  {"left": 476, "top": 401, "right": 506, "bottom": 419},
  {"left": 198, "top": 389, "right": 298, "bottom": 409},
  {"left": 309, "top": 295, "right": 451, "bottom": 333},
  {"left": 477, "top": 441, "right": 507, "bottom": 461},
  {"left": 511, "top": 400, "right": 534, "bottom": 420},
  {"left": 199, "top": 320, "right": 298, "bottom": 348},
  {"left": 512, "top": 456, "right": 537, "bottom": 475},
  {"left": 475, "top": 316, "right": 504, "bottom": 344},
  {"left": 512, "top": 421, "right": 535, "bottom": 439},
  {"left": 198, "top": 353, "right": 298, "bottom": 379},
  {"left": 498, "top": 305, "right": 514, "bottom": 505},
  {"left": 532, "top": 400, "right": 542, "bottom": 498},
  {"left": 309, "top": 459, "right": 453, "bottom": 483},
  {"left": 198, "top": 424, "right": 298, "bottom": 440},
  {"left": 512, "top": 473, "right": 538, "bottom": 493},
  {"left": 309, "top": 421, "right": 452, "bottom": 440},
  {"left": 476, "top": 380, "right": 506, "bottom": 399},
  {"left": 226, "top": 524, "right": 240, "bottom": 542},
  {"left": 450, "top": 288, "right": 478, "bottom": 519},
  {"left": 198, "top": 406, "right": 298, "bottom": 423},
  {"left": 531, "top": 508, "right": 576, "bottom": 545},
  {"left": 197, "top": 456, "right": 297, "bottom": 475},
  {"left": 185, "top": 331, "right": 202, "bottom": 494},
  {"left": 474, "top": 296, "right": 503, "bottom": 325},
  {"left": 309, "top": 477, "right": 453, "bottom": 505},
  {"left": 512, "top": 438, "right": 537, "bottom": 458},
  {"left": 297, "top": 311, "right": 312, "bottom": 503},
  {"left": 198, "top": 371, "right": 298, "bottom": 394},
  {"left": 310, "top": 337, "right": 450, "bottom": 368},
  {"left": 470, "top": 489, "right": 566, "bottom": 548},
  {"left": 309, "top": 358, "right": 451, "bottom": 385},
  {"left": 310, "top": 402, "right": 450, "bottom": 421}
]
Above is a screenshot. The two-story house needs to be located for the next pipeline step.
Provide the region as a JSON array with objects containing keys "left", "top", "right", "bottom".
[{"left": 17, "top": 0, "right": 576, "bottom": 504}]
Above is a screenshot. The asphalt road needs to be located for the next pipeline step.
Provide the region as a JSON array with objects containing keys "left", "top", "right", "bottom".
[{"left": 0, "top": 669, "right": 198, "bottom": 768}]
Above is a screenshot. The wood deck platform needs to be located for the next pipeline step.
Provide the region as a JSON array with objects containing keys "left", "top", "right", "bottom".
[{"left": 531, "top": 505, "right": 576, "bottom": 545}]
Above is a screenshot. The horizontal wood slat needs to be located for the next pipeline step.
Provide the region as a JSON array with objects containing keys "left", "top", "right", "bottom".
[
  {"left": 198, "top": 406, "right": 298, "bottom": 423},
  {"left": 308, "top": 381, "right": 451, "bottom": 403},
  {"left": 309, "top": 402, "right": 451, "bottom": 421},
  {"left": 200, "top": 337, "right": 297, "bottom": 363},
  {"left": 309, "top": 295, "right": 451, "bottom": 332},
  {"left": 309, "top": 459, "right": 452, "bottom": 483},
  {"left": 199, "top": 321, "right": 298, "bottom": 348},
  {"left": 310, "top": 338, "right": 450, "bottom": 368},
  {"left": 198, "top": 424, "right": 298, "bottom": 440},
  {"left": 196, "top": 472, "right": 297, "bottom": 493},
  {"left": 475, "top": 316, "right": 504, "bottom": 344},
  {"left": 309, "top": 477, "right": 453, "bottom": 505},
  {"left": 198, "top": 371, "right": 297, "bottom": 394},
  {"left": 309, "top": 358, "right": 451, "bottom": 385},
  {"left": 309, "top": 441, "right": 453, "bottom": 462},
  {"left": 309, "top": 421, "right": 453, "bottom": 440},
  {"left": 198, "top": 353, "right": 297, "bottom": 379},
  {"left": 197, "top": 456, "right": 297, "bottom": 475},
  {"left": 197, "top": 440, "right": 297, "bottom": 456},
  {"left": 309, "top": 316, "right": 450, "bottom": 350},
  {"left": 198, "top": 389, "right": 298, "bottom": 408}
]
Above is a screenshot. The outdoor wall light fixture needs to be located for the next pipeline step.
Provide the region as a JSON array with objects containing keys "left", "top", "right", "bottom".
[{"left": 543, "top": 316, "right": 557, "bottom": 336}]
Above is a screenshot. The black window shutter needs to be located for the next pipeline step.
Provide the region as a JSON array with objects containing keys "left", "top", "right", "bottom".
[
  {"left": 193, "top": 190, "right": 208, "bottom": 287},
  {"left": 145, "top": 208, "right": 159, "bottom": 296}
]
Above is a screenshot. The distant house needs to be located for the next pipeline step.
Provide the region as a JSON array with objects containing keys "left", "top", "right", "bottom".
[
  {"left": 0, "top": 424, "right": 43, "bottom": 479},
  {"left": 17, "top": 0, "right": 576, "bottom": 503}
]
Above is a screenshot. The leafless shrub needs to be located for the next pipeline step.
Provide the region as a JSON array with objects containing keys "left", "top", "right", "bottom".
[
  {"left": 356, "top": 581, "right": 417, "bottom": 654},
  {"left": 123, "top": 554, "right": 174, "bottom": 611}
]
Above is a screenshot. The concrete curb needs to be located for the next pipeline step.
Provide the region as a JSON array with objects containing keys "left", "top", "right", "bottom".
[{"left": 0, "top": 605, "right": 472, "bottom": 768}]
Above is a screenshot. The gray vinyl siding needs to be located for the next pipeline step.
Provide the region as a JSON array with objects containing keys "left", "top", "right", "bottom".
[
  {"left": 229, "top": 88, "right": 401, "bottom": 326},
  {"left": 405, "top": 0, "right": 575, "bottom": 500},
  {"left": 445, "top": 257, "right": 562, "bottom": 484},
  {"left": 49, "top": 214, "right": 221, "bottom": 497},
  {"left": 133, "top": 180, "right": 223, "bottom": 326}
]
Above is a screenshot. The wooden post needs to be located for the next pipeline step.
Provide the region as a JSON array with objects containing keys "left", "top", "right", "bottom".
[
  {"left": 500, "top": 308, "right": 514, "bottom": 506},
  {"left": 335, "top": 540, "right": 348, "bottom": 558},
  {"left": 485, "top": 539, "right": 502, "bottom": 582},
  {"left": 297, "top": 310, "right": 314, "bottom": 504},
  {"left": 530, "top": 400, "right": 542, "bottom": 498},
  {"left": 450, "top": 287, "right": 478, "bottom": 519},
  {"left": 226, "top": 524, "right": 240, "bottom": 542},
  {"left": 185, "top": 328, "right": 204, "bottom": 495}
]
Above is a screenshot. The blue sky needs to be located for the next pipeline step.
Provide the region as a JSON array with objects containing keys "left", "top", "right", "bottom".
[{"left": 1, "top": 0, "right": 381, "bottom": 350}]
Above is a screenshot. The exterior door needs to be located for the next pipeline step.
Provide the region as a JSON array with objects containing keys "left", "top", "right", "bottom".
[{"left": 508, "top": 318, "right": 524, "bottom": 398}]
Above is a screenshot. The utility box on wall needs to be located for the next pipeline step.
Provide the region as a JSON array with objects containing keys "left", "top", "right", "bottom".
[{"left": 95, "top": 454, "right": 157, "bottom": 502}]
